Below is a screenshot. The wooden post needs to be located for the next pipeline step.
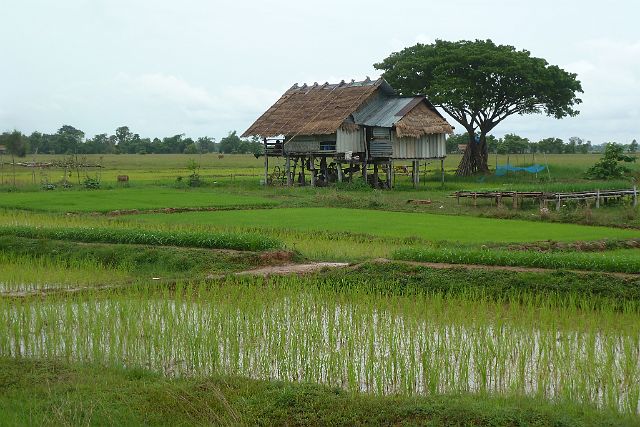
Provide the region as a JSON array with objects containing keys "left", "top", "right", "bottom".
[
  {"left": 387, "top": 162, "right": 392, "bottom": 189},
  {"left": 512, "top": 192, "right": 518, "bottom": 209},
  {"left": 556, "top": 194, "right": 561, "bottom": 211},
  {"left": 362, "top": 161, "right": 368, "bottom": 183},
  {"left": 337, "top": 161, "right": 343, "bottom": 183},
  {"left": 310, "top": 155, "right": 316, "bottom": 187},
  {"left": 300, "top": 156, "right": 306, "bottom": 186},
  {"left": 263, "top": 138, "right": 268, "bottom": 185},
  {"left": 440, "top": 158, "right": 445, "bottom": 187},
  {"left": 320, "top": 156, "right": 328, "bottom": 185},
  {"left": 596, "top": 189, "right": 600, "bottom": 209},
  {"left": 633, "top": 185, "right": 638, "bottom": 208},
  {"left": 285, "top": 156, "right": 292, "bottom": 186},
  {"left": 373, "top": 163, "right": 379, "bottom": 189},
  {"left": 349, "top": 160, "right": 353, "bottom": 182},
  {"left": 412, "top": 160, "right": 419, "bottom": 188}
]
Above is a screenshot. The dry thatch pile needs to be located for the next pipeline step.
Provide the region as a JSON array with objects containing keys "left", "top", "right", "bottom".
[
  {"left": 242, "top": 80, "right": 383, "bottom": 138},
  {"left": 395, "top": 102, "right": 454, "bottom": 138}
]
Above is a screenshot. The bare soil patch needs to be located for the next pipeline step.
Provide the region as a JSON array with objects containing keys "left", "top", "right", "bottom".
[{"left": 233, "top": 262, "right": 350, "bottom": 277}]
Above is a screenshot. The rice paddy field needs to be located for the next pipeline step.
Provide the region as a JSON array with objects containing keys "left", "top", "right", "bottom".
[{"left": 1, "top": 153, "right": 640, "bottom": 425}]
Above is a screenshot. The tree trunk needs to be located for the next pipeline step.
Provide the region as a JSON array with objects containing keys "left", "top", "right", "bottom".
[{"left": 456, "top": 133, "right": 489, "bottom": 176}]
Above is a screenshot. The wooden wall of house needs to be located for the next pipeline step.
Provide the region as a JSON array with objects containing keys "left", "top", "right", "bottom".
[
  {"left": 391, "top": 132, "right": 446, "bottom": 159},
  {"left": 336, "top": 128, "right": 365, "bottom": 154},
  {"left": 284, "top": 134, "right": 336, "bottom": 154}
]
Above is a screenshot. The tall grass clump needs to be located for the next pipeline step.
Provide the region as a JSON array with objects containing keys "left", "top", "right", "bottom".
[
  {"left": 392, "top": 246, "right": 640, "bottom": 273},
  {"left": 0, "top": 225, "right": 282, "bottom": 252}
]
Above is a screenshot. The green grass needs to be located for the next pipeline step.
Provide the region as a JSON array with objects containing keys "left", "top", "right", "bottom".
[
  {"left": 134, "top": 207, "right": 640, "bottom": 243},
  {"left": 0, "top": 186, "right": 275, "bottom": 212},
  {"left": 392, "top": 246, "right": 640, "bottom": 274},
  {"left": 2, "top": 358, "right": 632, "bottom": 426},
  {"left": 0, "top": 236, "right": 265, "bottom": 288},
  {"left": 0, "top": 252, "right": 130, "bottom": 293},
  {"left": 324, "top": 262, "right": 640, "bottom": 308},
  {"left": 0, "top": 225, "right": 283, "bottom": 252}
]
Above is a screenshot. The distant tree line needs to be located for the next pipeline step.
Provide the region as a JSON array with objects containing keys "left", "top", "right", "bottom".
[
  {"left": 446, "top": 133, "right": 638, "bottom": 155},
  {"left": 0, "top": 126, "right": 263, "bottom": 156}
]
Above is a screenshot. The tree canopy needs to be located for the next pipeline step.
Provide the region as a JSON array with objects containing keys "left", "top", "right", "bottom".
[{"left": 375, "top": 39, "right": 583, "bottom": 175}]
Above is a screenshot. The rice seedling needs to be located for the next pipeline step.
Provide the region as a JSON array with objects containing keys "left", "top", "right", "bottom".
[
  {"left": 392, "top": 246, "right": 640, "bottom": 273},
  {"left": 133, "top": 207, "right": 640, "bottom": 243},
  {"left": 1, "top": 275, "right": 638, "bottom": 414},
  {"left": 0, "top": 225, "right": 283, "bottom": 252},
  {"left": 0, "top": 253, "right": 129, "bottom": 292}
]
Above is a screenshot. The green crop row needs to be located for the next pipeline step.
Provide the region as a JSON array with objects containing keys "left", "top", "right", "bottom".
[
  {"left": 0, "top": 225, "right": 283, "bottom": 252},
  {"left": 392, "top": 246, "right": 640, "bottom": 273}
]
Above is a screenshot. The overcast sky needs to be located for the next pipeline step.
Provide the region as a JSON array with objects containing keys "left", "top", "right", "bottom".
[{"left": 1, "top": 0, "right": 638, "bottom": 144}]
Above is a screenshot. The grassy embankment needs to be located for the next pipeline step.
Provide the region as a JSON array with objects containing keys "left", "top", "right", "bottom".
[{"left": 1, "top": 358, "right": 635, "bottom": 426}]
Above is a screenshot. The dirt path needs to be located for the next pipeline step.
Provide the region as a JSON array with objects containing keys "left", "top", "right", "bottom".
[{"left": 230, "top": 262, "right": 350, "bottom": 277}]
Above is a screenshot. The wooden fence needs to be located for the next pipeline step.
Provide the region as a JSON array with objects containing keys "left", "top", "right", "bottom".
[{"left": 452, "top": 187, "right": 638, "bottom": 210}]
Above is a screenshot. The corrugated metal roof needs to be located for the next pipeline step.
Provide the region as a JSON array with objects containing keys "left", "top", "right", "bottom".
[{"left": 353, "top": 96, "right": 422, "bottom": 128}]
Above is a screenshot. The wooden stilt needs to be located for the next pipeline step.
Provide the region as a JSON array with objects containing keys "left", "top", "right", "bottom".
[
  {"left": 285, "top": 156, "right": 292, "bottom": 186},
  {"left": 373, "top": 163, "right": 379, "bottom": 189},
  {"left": 320, "top": 156, "right": 328, "bottom": 185},
  {"left": 440, "top": 159, "right": 445, "bottom": 187},
  {"left": 362, "top": 161, "right": 368, "bottom": 183},
  {"left": 300, "top": 157, "right": 306, "bottom": 186},
  {"left": 337, "top": 161, "right": 343, "bottom": 183},
  {"left": 387, "top": 162, "right": 393, "bottom": 189},
  {"left": 263, "top": 138, "right": 268, "bottom": 185},
  {"left": 310, "top": 155, "right": 316, "bottom": 187}
]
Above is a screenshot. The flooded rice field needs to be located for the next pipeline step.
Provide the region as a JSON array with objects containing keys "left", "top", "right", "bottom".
[{"left": 1, "top": 278, "right": 639, "bottom": 414}]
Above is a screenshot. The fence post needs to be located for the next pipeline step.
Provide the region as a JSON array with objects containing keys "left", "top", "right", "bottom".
[
  {"left": 556, "top": 194, "right": 561, "bottom": 211},
  {"left": 596, "top": 189, "right": 600, "bottom": 209},
  {"left": 634, "top": 185, "right": 638, "bottom": 208}
]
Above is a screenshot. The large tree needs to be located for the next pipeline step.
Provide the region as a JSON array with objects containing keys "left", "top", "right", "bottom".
[{"left": 375, "top": 39, "right": 583, "bottom": 175}]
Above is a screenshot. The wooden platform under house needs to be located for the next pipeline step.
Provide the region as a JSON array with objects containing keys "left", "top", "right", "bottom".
[{"left": 242, "top": 78, "right": 454, "bottom": 188}]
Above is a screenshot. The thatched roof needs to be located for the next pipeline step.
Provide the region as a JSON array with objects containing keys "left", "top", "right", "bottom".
[
  {"left": 242, "top": 79, "right": 390, "bottom": 138},
  {"left": 395, "top": 101, "right": 454, "bottom": 138},
  {"left": 242, "top": 78, "right": 453, "bottom": 139}
]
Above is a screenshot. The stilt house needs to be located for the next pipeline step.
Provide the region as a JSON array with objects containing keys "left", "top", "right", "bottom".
[{"left": 242, "top": 78, "right": 453, "bottom": 188}]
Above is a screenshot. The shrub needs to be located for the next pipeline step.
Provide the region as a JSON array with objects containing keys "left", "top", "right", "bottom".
[{"left": 586, "top": 143, "right": 636, "bottom": 179}]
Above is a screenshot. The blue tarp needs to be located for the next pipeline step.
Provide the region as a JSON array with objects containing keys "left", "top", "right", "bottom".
[{"left": 495, "top": 164, "right": 546, "bottom": 176}]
